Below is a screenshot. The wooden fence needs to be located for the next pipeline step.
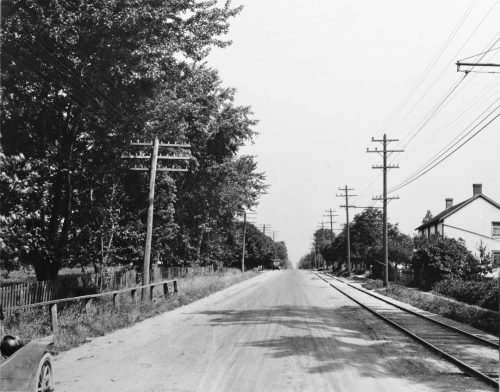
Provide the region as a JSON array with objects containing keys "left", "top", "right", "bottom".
[
  {"left": 392, "top": 269, "right": 415, "bottom": 285},
  {"left": 0, "top": 265, "right": 214, "bottom": 310},
  {"left": 2, "top": 279, "right": 178, "bottom": 333}
]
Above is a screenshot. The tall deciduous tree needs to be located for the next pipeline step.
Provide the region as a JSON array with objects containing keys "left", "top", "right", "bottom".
[{"left": 1, "top": 0, "right": 245, "bottom": 279}]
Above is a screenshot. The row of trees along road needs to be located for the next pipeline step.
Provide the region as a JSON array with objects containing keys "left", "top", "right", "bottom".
[
  {"left": 298, "top": 209, "right": 414, "bottom": 278},
  {"left": 0, "top": 1, "right": 288, "bottom": 280},
  {"left": 298, "top": 209, "right": 495, "bottom": 288}
]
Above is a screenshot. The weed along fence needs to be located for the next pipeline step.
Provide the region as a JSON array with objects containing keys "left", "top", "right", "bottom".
[
  {"left": 0, "top": 264, "right": 215, "bottom": 310},
  {"left": 2, "top": 279, "right": 178, "bottom": 333}
]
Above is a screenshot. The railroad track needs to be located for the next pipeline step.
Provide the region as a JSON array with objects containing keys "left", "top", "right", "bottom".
[{"left": 315, "top": 272, "right": 499, "bottom": 389}]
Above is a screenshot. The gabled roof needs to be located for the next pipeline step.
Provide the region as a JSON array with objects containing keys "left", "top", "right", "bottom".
[{"left": 416, "top": 193, "right": 500, "bottom": 231}]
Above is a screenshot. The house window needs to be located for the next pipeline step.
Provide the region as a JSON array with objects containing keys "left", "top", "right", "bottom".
[
  {"left": 493, "top": 251, "right": 500, "bottom": 268},
  {"left": 492, "top": 222, "right": 500, "bottom": 239}
]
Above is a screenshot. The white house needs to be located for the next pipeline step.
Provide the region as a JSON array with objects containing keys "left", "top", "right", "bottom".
[{"left": 416, "top": 184, "right": 500, "bottom": 266}]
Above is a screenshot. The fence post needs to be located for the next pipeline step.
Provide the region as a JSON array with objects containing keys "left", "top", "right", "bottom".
[
  {"left": 163, "top": 282, "right": 169, "bottom": 298},
  {"left": 149, "top": 285, "right": 154, "bottom": 302},
  {"left": 173, "top": 280, "right": 178, "bottom": 293},
  {"left": 85, "top": 298, "right": 93, "bottom": 316},
  {"left": 113, "top": 293, "right": 119, "bottom": 308},
  {"left": 50, "top": 303, "right": 58, "bottom": 333}
]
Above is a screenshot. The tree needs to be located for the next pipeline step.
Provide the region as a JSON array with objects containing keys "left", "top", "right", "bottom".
[
  {"left": 461, "top": 240, "right": 493, "bottom": 280},
  {"left": 298, "top": 252, "right": 315, "bottom": 269},
  {"left": 1, "top": 0, "right": 247, "bottom": 279},
  {"left": 421, "top": 210, "right": 433, "bottom": 224}
]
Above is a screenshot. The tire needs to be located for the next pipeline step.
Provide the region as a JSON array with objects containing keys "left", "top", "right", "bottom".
[{"left": 35, "top": 353, "right": 54, "bottom": 392}]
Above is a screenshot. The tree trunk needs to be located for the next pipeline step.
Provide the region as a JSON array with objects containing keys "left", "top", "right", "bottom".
[{"left": 30, "top": 250, "right": 60, "bottom": 281}]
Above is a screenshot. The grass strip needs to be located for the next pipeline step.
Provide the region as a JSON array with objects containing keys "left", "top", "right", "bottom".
[
  {"left": 2, "top": 270, "right": 258, "bottom": 354},
  {"left": 361, "top": 279, "right": 498, "bottom": 336}
]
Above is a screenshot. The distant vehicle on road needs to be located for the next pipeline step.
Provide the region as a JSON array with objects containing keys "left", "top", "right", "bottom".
[{"left": 272, "top": 260, "right": 281, "bottom": 270}]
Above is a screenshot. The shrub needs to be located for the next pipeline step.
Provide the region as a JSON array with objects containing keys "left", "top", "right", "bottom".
[
  {"left": 412, "top": 235, "right": 478, "bottom": 288},
  {"left": 433, "top": 279, "right": 499, "bottom": 311}
]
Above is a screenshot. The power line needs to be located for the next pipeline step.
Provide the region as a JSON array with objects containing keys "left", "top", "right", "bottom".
[
  {"left": 458, "top": 45, "right": 500, "bottom": 62},
  {"left": 390, "top": 110, "right": 499, "bottom": 193},
  {"left": 392, "top": 97, "right": 500, "bottom": 191},
  {"left": 379, "top": 0, "right": 479, "bottom": 136}
]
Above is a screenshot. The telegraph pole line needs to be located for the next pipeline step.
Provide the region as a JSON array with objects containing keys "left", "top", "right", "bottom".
[
  {"left": 122, "top": 138, "right": 190, "bottom": 298},
  {"left": 367, "top": 133, "right": 404, "bottom": 287},
  {"left": 336, "top": 186, "right": 357, "bottom": 277}
]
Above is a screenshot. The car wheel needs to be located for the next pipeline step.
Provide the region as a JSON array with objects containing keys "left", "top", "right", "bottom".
[{"left": 35, "top": 353, "right": 54, "bottom": 392}]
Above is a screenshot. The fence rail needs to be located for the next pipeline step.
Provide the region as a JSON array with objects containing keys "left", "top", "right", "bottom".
[
  {"left": 2, "top": 279, "right": 178, "bottom": 333},
  {"left": 0, "top": 265, "right": 214, "bottom": 310}
]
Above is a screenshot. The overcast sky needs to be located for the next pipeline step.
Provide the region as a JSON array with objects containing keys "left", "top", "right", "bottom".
[{"left": 207, "top": 0, "right": 500, "bottom": 264}]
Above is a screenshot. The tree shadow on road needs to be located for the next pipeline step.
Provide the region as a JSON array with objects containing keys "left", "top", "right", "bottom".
[{"left": 192, "top": 305, "right": 485, "bottom": 391}]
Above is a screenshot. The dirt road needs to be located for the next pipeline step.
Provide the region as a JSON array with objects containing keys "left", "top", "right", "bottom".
[{"left": 55, "top": 270, "right": 493, "bottom": 391}]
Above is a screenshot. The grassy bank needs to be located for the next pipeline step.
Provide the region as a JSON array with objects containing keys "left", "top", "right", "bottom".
[
  {"left": 2, "top": 269, "right": 258, "bottom": 353},
  {"left": 361, "top": 279, "right": 498, "bottom": 335}
]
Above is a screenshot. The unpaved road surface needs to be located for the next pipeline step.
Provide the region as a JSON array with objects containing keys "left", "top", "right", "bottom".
[{"left": 56, "top": 270, "right": 494, "bottom": 391}]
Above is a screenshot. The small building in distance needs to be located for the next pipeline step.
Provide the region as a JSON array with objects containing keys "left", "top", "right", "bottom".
[{"left": 416, "top": 184, "right": 500, "bottom": 266}]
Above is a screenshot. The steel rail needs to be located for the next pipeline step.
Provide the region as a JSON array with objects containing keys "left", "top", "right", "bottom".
[
  {"left": 327, "top": 273, "right": 498, "bottom": 349},
  {"left": 315, "top": 273, "right": 499, "bottom": 389}
]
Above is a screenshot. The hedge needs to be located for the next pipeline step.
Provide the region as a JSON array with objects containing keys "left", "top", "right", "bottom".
[{"left": 432, "top": 279, "right": 499, "bottom": 311}]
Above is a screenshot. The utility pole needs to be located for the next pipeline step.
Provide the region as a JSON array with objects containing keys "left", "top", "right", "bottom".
[
  {"left": 272, "top": 231, "right": 279, "bottom": 241},
  {"left": 256, "top": 224, "right": 271, "bottom": 237},
  {"left": 242, "top": 212, "right": 247, "bottom": 273},
  {"left": 319, "top": 221, "right": 327, "bottom": 269},
  {"left": 336, "top": 186, "right": 357, "bottom": 277},
  {"left": 122, "top": 138, "right": 190, "bottom": 298},
  {"left": 316, "top": 223, "right": 326, "bottom": 270},
  {"left": 367, "top": 134, "right": 404, "bottom": 287},
  {"left": 323, "top": 209, "right": 338, "bottom": 267},
  {"left": 238, "top": 210, "right": 255, "bottom": 273}
]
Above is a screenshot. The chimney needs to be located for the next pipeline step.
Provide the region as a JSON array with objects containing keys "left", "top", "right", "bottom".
[
  {"left": 473, "top": 183, "right": 482, "bottom": 196},
  {"left": 445, "top": 198, "right": 453, "bottom": 209}
]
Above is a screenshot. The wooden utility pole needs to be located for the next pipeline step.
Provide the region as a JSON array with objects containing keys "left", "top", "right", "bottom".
[
  {"left": 144, "top": 138, "right": 159, "bottom": 292},
  {"left": 238, "top": 210, "right": 255, "bottom": 273},
  {"left": 319, "top": 221, "right": 327, "bottom": 269},
  {"left": 367, "top": 134, "right": 404, "bottom": 287},
  {"left": 257, "top": 224, "right": 271, "bottom": 236},
  {"left": 122, "top": 138, "right": 190, "bottom": 298},
  {"left": 323, "top": 209, "right": 338, "bottom": 268},
  {"left": 241, "top": 212, "right": 247, "bottom": 273},
  {"left": 337, "top": 186, "right": 357, "bottom": 277}
]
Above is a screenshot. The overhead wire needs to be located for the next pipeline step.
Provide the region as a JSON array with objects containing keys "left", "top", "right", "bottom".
[
  {"left": 354, "top": 1, "right": 484, "bottom": 205},
  {"left": 390, "top": 110, "right": 499, "bottom": 193},
  {"left": 389, "top": 4, "right": 498, "bottom": 150},
  {"left": 379, "top": 0, "right": 479, "bottom": 137},
  {"left": 390, "top": 100, "right": 500, "bottom": 193},
  {"left": 378, "top": 24, "right": 500, "bottom": 197},
  {"left": 457, "top": 45, "right": 500, "bottom": 61},
  {"left": 410, "top": 80, "right": 499, "bottom": 154}
]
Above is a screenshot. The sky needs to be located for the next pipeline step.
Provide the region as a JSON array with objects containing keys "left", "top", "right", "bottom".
[{"left": 207, "top": 0, "right": 500, "bottom": 265}]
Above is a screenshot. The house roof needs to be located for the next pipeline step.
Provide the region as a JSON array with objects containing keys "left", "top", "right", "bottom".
[{"left": 416, "top": 193, "right": 500, "bottom": 231}]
